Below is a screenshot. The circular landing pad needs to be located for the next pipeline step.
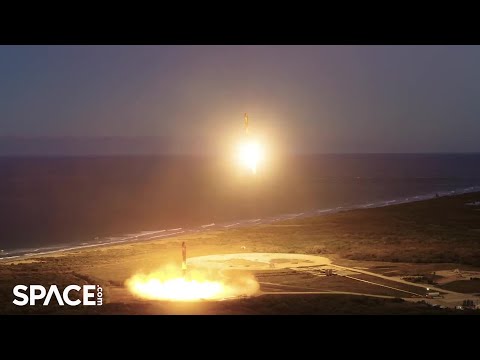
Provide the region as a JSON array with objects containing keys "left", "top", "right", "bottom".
[{"left": 188, "top": 253, "right": 331, "bottom": 270}]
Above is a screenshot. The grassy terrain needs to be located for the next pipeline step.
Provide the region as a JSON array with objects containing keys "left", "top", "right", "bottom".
[
  {"left": 1, "top": 192, "right": 480, "bottom": 314},
  {"left": 2, "top": 293, "right": 477, "bottom": 315},
  {"left": 234, "top": 191, "right": 480, "bottom": 266},
  {"left": 440, "top": 279, "right": 480, "bottom": 293},
  {"left": 255, "top": 270, "right": 425, "bottom": 297}
]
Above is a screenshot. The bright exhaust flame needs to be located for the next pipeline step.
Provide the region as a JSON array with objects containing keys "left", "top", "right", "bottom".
[
  {"left": 126, "top": 266, "right": 259, "bottom": 301},
  {"left": 237, "top": 140, "right": 264, "bottom": 174},
  {"left": 128, "top": 277, "right": 222, "bottom": 301}
]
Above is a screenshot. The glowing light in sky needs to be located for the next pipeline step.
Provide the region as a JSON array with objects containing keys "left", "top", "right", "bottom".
[{"left": 237, "top": 140, "right": 264, "bottom": 174}]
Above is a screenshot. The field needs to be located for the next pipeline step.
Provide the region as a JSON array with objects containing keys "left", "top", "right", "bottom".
[{"left": 1, "top": 191, "right": 480, "bottom": 314}]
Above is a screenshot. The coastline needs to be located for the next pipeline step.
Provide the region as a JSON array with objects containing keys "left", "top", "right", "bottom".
[{"left": 2, "top": 185, "right": 480, "bottom": 262}]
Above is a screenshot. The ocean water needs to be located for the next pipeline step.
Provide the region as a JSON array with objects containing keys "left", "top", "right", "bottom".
[{"left": 0, "top": 153, "right": 479, "bottom": 257}]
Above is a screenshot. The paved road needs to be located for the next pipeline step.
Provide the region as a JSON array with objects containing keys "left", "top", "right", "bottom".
[
  {"left": 259, "top": 291, "right": 395, "bottom": 299},
  {"left": 256, "top": 257, "right": 474, "bottom": 308},
  {"left": 331, "top": 264, "right": 458, "bottom": 295}
]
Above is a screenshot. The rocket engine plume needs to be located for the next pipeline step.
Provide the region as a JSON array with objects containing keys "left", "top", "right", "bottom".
[
  {"left": 182, "top": 241, "right": 187, "bottom": 276},
  {"left": 125, "top": 242, "right": 259, "bottom": 301}
]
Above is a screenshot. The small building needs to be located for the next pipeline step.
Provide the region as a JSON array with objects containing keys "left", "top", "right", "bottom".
[{"left": 462, "top": 299, "right": 476, "bottom": 309}]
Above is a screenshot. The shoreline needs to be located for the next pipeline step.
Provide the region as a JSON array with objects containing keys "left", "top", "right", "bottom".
[{"left": 2, "top": 185, "right": 480, "bottom": 262}]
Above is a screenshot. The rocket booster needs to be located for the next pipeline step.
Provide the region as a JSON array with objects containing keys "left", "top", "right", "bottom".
[
  {"left": 181, "top": 241, "right": 187, "bottom": 273},
  {"left": 244, "top": 113, "right": 249, "bottom": 135}
]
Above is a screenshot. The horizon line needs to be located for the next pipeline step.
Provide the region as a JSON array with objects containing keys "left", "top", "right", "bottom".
[{"left": 1, "top": 152, "right": 480, "bottom": 158}]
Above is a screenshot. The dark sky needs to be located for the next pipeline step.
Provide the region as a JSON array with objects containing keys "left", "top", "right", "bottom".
[{"left": 1, "top": 45, "right": 480, "bottom": 153}]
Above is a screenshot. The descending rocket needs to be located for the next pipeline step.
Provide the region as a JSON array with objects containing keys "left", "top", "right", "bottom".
[
  {"left": 181, "top": 241, "right": 187, "bottom": 275},
  {"left": 238, "top": 112, "right": 263, "bottom": 175}
]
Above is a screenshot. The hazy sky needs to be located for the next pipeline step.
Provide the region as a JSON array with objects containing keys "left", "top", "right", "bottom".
[{"left": 1, "top": 45, "right": 480, "bottom": 153}]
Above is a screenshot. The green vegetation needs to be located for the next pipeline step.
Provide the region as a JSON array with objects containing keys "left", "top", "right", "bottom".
[
  {"left": 225, "top": 192, "right": 480, "bottom": 266},
  {"left": 440, "top": 279, "right": 480, "bottom": 293},
  {"left": 3, "top": 293, "right": 477, "bottom": 315},
  {"left": 2, "top": 192, "right": 480, "bottom": 314}
]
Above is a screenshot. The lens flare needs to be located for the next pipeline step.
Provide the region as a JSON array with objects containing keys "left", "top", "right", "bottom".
[
  {"left": 125, "top": 266, "right": 259, "bottom": 301},
  {"left": 237, "top": 141, "right": 264, "bottom": 174}
]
